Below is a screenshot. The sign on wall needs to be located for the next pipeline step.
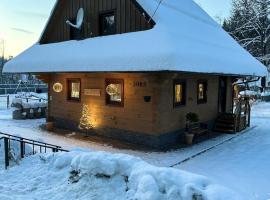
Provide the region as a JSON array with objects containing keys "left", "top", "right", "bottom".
[
  {"left": 84, "top": 89, "right": 101, "bottom": 96},
  {"left": 53, "top": 83, "right": 63, "bottom": 93},
  {"left": 133, "top": 81, "right": 147, "bottom": 88}
]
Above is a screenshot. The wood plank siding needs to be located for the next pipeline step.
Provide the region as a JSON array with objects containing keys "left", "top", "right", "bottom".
[
  {"left": 48, "top": 73, "right": 233, "bottom": 136},
  {"left": 40, "top": 0, "right": 154, "bottom": 44}
]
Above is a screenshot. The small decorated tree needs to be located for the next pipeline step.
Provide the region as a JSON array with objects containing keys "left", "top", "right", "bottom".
[{"left": 79, "top": 104, "right": 93, "bottom": 130}]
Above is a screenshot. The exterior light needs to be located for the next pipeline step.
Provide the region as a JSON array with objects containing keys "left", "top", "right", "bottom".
[{"left": 53, "top": 83, "right": 63, "bottom": 93}]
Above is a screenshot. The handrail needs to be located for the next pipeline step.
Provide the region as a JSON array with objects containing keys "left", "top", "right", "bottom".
[
  {"left": 0, "top": 132, "right": 61, "bottom": 148},
  {"left": 0, "top": 134, "right": 68, "bottom": 169},
  {"left": 233, "top": 97, "right": 251, "bottom": 132}
]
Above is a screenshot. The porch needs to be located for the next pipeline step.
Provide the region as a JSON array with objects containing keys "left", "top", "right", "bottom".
[{"left": 214, "top": 97, "right": 251, "bottom": 133}]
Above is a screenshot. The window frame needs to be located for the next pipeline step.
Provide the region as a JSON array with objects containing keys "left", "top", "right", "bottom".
[
  {"left": 99, "top": 10, "right": 117, "bottom": 36},
  {"left": 173, "top": 79, "right": 186, "bottom": 108},
  {"left": 105, "top": 78, "right": 124, "bottom": 107},
  {"left": 67, "top": 78, "right": 81, "bottom": 102},
  {"left": 197, "top": 80, "right": 208, "bottom": 104}
]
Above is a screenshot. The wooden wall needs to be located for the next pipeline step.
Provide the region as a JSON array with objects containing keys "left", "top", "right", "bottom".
[
  {"left": 40, "top": 0, "right": 153, "bottom": 44},
  {"left": 48, "top": 73, "right": 233, "bottom": 136},
  {"left": 152, "top": 73, "right": 233, "bottom": 134},
  {"left": 49, "top": 73, "right": 158, "bottom": 134}
]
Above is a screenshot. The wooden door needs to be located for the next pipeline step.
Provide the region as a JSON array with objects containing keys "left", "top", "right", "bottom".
[{"left": 218, "top": 76, "right": 227, "bottom": 113}]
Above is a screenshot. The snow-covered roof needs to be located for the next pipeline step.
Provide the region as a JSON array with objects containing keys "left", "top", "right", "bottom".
[{"left": 3, "top": 0, "right": 267, "bottom": 76}]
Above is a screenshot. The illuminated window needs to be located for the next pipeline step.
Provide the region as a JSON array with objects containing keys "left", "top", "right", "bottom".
[
  {"left": 100, "top": 11, "right": 116, "bottom": 36},
  {"left": 105, "top": 79, "right": 124, "bottom": 106},
  {"left": 197, "top": 81, "right": 207, "bottom": 104},
  {"left": 67, "top": 79, "right": 81, "bottom": 101},
  {"left": 173, "top": 80, "right": 186, "bottom": 107}
]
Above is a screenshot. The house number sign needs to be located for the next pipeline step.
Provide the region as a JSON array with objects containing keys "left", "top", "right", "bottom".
[
  {"left": 53, "top": 83, "right": 63, "bottom": 93},
  {"left": 133, "top": 81, "right": 147, "bottom": 88}
]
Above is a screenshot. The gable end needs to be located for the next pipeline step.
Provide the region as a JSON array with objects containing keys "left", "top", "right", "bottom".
[{"left": 39, "top": 0, "right": 155, "bottom": 44}]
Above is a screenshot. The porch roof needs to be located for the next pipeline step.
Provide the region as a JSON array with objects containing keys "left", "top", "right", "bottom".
[{"left": 3, "top": 0, "right": 267, "bottom": 76}]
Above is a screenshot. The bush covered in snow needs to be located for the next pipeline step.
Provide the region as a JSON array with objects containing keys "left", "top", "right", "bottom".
[{"left": 0, "top": 150, "right": 240, "bottom": 200}]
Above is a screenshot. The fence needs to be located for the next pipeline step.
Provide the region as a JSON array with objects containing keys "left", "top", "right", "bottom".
[
  {"left": 0, "top": 84, "right": 48, "bottom": 95},
  {"left": 0, "top": 95, "right": 9, "bottom": 109},
  {"left": 0, "top": 132, "right": 68, "bottom": 169}
]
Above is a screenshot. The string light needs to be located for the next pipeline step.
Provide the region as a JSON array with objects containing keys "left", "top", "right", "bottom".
[{"left": 78, "top": 104, "right": 94, "bottom": 130}]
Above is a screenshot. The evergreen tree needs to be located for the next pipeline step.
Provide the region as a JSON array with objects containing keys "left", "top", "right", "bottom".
[{"left": 78, "top": 104, "right": 93, "bottom": 130}]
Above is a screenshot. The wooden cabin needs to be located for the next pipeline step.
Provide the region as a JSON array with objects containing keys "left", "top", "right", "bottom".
[{"left": 4, "top": 0, "right": 267, "bottom": 149}]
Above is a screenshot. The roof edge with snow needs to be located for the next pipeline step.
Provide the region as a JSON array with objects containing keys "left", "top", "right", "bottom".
[{"left": 3, "top": 0, "right": 268, "bottom": 77}]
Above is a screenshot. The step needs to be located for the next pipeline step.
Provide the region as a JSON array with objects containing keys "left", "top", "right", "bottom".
[
  {"left": 216, "top": 118, "right": 235, "bottom": 124},
  {"left": 215, "top": 122, "right": 235, "bottom": 129},
  {"left": 213, "top": 127, "right": 236, "bottom": 134},
  {"left": 218, "top": 115, "right": 235, "bottom": 120}
]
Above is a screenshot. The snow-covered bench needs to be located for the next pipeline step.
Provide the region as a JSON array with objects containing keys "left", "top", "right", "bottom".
[{"left": 11, "top": 98, "right": 47, "bottom": 120}]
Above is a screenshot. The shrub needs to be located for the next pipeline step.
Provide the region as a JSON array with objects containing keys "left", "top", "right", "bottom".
[{"left": 186, "top": 112, "right": 199, "bottom": 123}]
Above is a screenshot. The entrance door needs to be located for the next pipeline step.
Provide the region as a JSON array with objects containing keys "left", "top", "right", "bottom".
[{"left": 218, "top": 76, "right": 227, "bottom": 113}]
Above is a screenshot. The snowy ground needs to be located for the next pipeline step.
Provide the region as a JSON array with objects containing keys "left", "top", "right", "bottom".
[{"left": 0, "top": 97, "right": 270, "bottom": 199}]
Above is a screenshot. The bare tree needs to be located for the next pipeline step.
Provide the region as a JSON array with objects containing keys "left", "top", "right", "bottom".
[{"left": 224, "top": 0, "right": 270, "bottom": 71}]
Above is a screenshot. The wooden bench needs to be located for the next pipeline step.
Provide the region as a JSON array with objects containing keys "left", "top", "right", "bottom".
[{"left": 186, "top": 123, "right": 209, "bottom": 143}]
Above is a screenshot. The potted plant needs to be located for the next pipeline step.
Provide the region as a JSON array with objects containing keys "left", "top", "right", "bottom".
[{"left": 185, "top": 112, "right": 199, "bottom": 145}]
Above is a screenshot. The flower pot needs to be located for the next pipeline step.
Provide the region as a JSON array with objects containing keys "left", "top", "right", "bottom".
[
  {"left": 46, "top": 122, "right": 54, "bottom": 131},
  {"left": 185, "top": 133, "right": 194, "bottom": 145}
]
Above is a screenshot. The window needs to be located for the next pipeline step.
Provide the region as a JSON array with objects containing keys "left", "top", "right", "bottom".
[
  {"left": 173, "top": 80, "right": 186, "bottom": 107},
  {"left": 197, "top": 80, "right": 207, "bottom": 104},
  {"left": 100, "top": 11, "right": 116, "bottom": 36},
  {"left": 105, "top": 79, "right": 124, "bottom": 106},
  {"left": 67, "top": 79, "right": 81, "bottom": 101}
]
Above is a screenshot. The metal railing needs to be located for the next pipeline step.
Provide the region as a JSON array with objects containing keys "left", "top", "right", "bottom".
[
  {"left": 0, "top": 132, "right": 68, "bottom": 169},
  {"left": 0, "top": 84, "right": 48, "bottom": 95},
  {"left": 0, "top": 95, "right": 9, "bottom": 109}
]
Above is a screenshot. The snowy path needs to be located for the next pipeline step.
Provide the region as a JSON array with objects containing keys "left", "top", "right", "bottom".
[
  {"left": 176, "top": 103, "right": 270, "bottom": 200},
  {"left": 0, "top": 102, "right": 270, "bottom": 199}
]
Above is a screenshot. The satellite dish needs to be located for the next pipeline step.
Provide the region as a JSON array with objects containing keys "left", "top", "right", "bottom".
[{"left": 66, "top": 8, "right": 84, "bottom": 29}]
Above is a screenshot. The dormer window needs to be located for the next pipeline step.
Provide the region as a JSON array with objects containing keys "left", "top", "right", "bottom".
[{"left": 100, "top": 11, "right": 116, "bottom": 36}]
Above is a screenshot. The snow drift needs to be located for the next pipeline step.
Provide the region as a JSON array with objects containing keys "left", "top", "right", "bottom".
[{"left": 0, "top": 150, "right": 240, "bottom": 200}]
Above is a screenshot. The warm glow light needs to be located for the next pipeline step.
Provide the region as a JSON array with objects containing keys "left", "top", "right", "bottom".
[
  {"left": 71, "top": 82, "right": 80, "bottom": 98},
  {"left": 106, "top": 84, "right": 122, "bottom": 102},
  {"left": 53, "top": 83, "right": 63, "bottom": 93},
  {"left": 79, "top": 104, "right": 94, "bottom": 130},
  {"left": 175, "top": 84, "right": 183, "bottom": 103},
  {"left": 198, "top": 84, "right": 204, "bottom": 99}
]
